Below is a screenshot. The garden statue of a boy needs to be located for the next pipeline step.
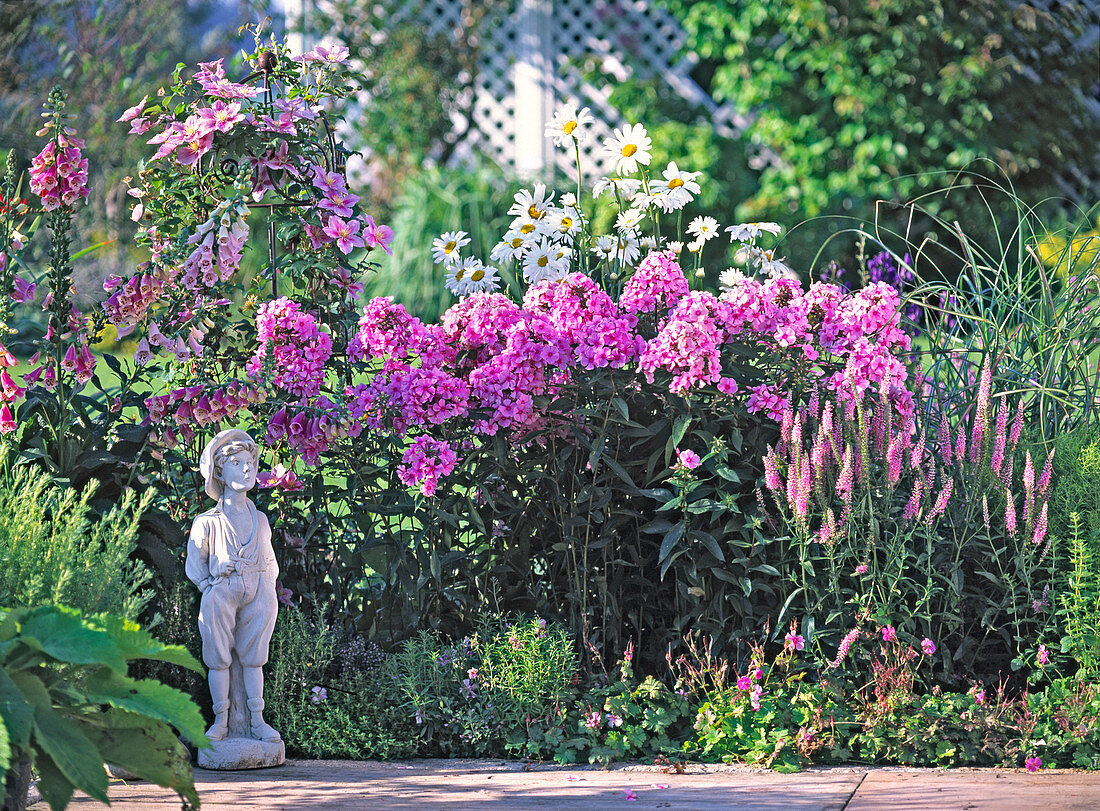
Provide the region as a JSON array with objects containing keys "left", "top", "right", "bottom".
[{"left": 187, "top": 429, "right": 285, "bottom": 769}]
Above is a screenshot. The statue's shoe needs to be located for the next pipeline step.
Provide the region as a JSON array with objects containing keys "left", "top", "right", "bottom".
[
  {"left": 206, "top": 717, "right": 229, "bottom": 741},
  {"left": 249, "top": 717, "right": 281, "bottom": 743}
]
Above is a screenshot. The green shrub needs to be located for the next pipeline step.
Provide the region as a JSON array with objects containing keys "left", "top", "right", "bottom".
[
  {"left": 0, "top": 604, "right": 207, "bottom": 808},
  {"left": 265, "top": 606, "right": 416, "bottom": 760},
  {"left": 0, "top": 463, "right": 152, "bottom": 619}
]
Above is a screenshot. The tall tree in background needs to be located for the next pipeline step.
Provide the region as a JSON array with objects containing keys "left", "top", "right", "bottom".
[{"left": 614, "top": 0, "right": 1099, "bottom": 263}]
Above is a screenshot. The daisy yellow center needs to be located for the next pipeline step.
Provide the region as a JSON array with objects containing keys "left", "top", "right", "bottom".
[
  {"left": 471, "top": 269, "right": 485, "bottom": 281},
  {"left": 563, "top": 120, "right": 578, "bottom": 134},
  {"left": 528, "top": 205, "right": 545, "bottom": 219},
  {"left": 455, "top": 268, "right": 466, "bottom": 280},
  {"left": 520, "top": 223, "right": 536, "bottom": 234},
  {"left": 560, "top": 217, "right": 573, "bottom": 230},
  {"left": 510, "top": 238, "right": 524, "bottom": 248},
  {"left": 444, "top": 240, "right": 457, "bottom": 253},
  {"left": 621, "top": 143, "right": 638, "bottom": 158},
  {"left": 667, "top": 178, "right": 684, "bottom": 189},
  {"left": 537, "top": 256, "right": 549, "bottom": 267}
]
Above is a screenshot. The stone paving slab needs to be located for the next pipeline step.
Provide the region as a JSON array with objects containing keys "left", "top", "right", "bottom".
[{"left": 37, "top": 759, "right": 1100, "bottom": 810}]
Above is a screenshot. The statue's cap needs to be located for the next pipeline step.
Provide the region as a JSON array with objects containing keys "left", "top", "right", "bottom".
[{"left": 199, "top": 428, "right": 257, "bottom": 500}]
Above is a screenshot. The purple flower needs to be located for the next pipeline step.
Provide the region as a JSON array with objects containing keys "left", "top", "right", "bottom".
[
  {"left": 1037, "top": 644, "right": 1050, "bottom": 666},
  {"left": 607, "top": 714, "right": 623, "bottom": 728},
  {"left": 921, "top": 638, "right": 936, "bottom": 656},
  {"left": 785, "top": 632, "right": 805, "bottom": 651},
  {"left": 310, "top": 686, "right": 327, "bottom": 704},
  {"left": 10, "top": 276, "right": 35, "bottom": 303},
  {"left": 736, "top": 675, "right": 752, "bottom": 691},
  {"left": 1025, "top": 756, "right": 1042, "bottom": 773},
  {"left": 585, "top": 711, "right": 602, "bottom": 729}
]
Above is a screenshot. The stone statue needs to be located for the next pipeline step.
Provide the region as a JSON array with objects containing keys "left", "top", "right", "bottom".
[{"left": 187, "top": 429, "right": 285, "bottom": 769}]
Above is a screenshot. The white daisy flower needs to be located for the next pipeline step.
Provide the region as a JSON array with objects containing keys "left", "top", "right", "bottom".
[
  {"left": 749, "top": 245, "right": 794, "bottom": 278},
  {"left": 432, "top": 230, "right": 470, "bottom": 265},
  {"left": 545, "top": 104, "right": 594, "bottom": 146},
  {"left": 523, "top": 237, "right": 569, "bottom": 284},
  {"left": 719, "top": 267, "right": 748, "bottom": 291},
  {"left": 686, "top": 238, "right": 705, "bottom": 254},
  {"left": 451, "top": 258, "right": 500, "bottom": 295},
  {"left": 490, "top": 229, "right": 530, "bottom": 264},
  {"left": 548, "top": 206, "right": 582, "bottom": 239},
  {"left": 593, "top": 176, "right": 643, "bottom": 199},
  {"left": 601, "top": 123, "right": 652, "bottom": 175},
  {"left": 614, "top": 208, "right": 645, "bottom": 234},
  {"left": 591, "top": 235, "right": 617, "bottom": 260},
  {"left": 687, "top": 216, "right": 720, "bottom": 243},
  {"left": 509, "top": 183, "right": 554, "bottom": 222},
  {"left": 725, "top": 221, "right": 782, "bottom": 242},
  {"left": 614, "top": 234, "right": 641, "bottom": 267},
  {"left": 657, "top": 162, "right": 701, "bottom": 211},
  {"left": 667, "top": 241, "right": 684, "bottom": 255},
  {"left": 560, "top": 192, "right": 578, "bottom": 208},
  {"left": 639, "top": 235, "right": 658, "bottom": 252},
  {"left": 444, "top": 258, "right": 473, "bottom": 295}
]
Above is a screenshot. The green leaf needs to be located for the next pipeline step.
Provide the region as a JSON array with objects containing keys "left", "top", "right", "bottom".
[
  {"left": 83, "top": 671, "right": 209, "bottom": 745},
  {"left": 658, "top": 522, "right": 686, "bottom": 567},
  {"left": 19, "top": 606, "right": 125, "bottom": 672},
  {"left": 692, "top": 530, "right": 725, "bottom": 562},
  {"left": 33, "top": 706, "right": 109, "bottom": 804},
  {"left": 92, "top": 709, "right": 200, "bottom": 808},
  {"left": 671, "top": 415, "right": 691, "bottom": 447},
  {"left": 71, "top": 239, "right": 116, "bottom": 260},
  {"left": 35, "top": 752, "right": 76, "bottom": 811},
  {"left": 90, "top": 615, "right": 203, "bottom": 673},
  {"left": 0, "top": 712, "right": 10, "bottom": 775},
  {"left": 0, "top": 668, "right": 33, "bottom": 751}
]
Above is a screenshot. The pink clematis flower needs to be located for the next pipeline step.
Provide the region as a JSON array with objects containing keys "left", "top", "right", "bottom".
[
  {"left": 322, "top": 216, "right": 366, "bottom": 255},
  {"left": 362, "top": 215, "right": 395, "bottom": 255}
]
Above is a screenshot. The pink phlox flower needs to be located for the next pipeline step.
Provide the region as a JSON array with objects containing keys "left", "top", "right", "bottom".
[
  {"left": 398, "top": 435, "right": 460, "bottom": 497},
  {"left": 618, "top": 250, "right": 689, "bottom": 317},
  {"left": 675, "top": 448, "right": 701, "bottom": 470}
]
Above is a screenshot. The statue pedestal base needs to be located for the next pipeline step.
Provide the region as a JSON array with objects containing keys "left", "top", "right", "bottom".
[{"left": 197, "top": 737, "right": 285, "bottom": 770}]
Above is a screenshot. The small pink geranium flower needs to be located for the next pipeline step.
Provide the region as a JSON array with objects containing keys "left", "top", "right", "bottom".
[
  {"left": 921, "top": 638, "right": 936, "bottom": 656},
  {"left": 1037, "top": 644, "right": 1050, "bottom": 666},
  {"left": 881, "top": 625, "right": 897, "bottom": 643},
  {"left": 785, "top": 632, "right": 805, "bottom": 651},
  {"left": 623, "top": 789, "right": 638, "bottom": 801},
  {"left": 1025, "top": 756, "right": 1042, "bottom": 773}
]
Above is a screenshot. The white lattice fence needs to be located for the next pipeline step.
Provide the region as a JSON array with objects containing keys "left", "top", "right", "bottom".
[{"left": 288, "top": 0, "right": 736, "bottom": 181}]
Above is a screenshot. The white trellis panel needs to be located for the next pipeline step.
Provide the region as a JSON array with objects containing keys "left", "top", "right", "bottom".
[{"left": 292, "top": 0, "right": 739, "bottom": 182}]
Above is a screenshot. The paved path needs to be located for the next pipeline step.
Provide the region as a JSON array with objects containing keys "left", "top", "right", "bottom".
[{"left": 39, "top": 759, "right": 1100, "bottom": 810}]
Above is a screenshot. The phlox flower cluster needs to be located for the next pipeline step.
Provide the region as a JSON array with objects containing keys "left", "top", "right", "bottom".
[
  {"left": 638, "top": 289, "right": 735, "bottom": 394},
  {"left": 145, "top": 382, "right": 265, "bottom": 448},
  {"left": 29, "top": 130, "right": 90, "bottom": 211},
  {"left": 248, "top": 297, "right": 333, "bottom": 401},
  {"left": 398, "top": 435, "right": 460, "bottom": 497},
  {"left": 618, "top": 250, "right": 690, "bottom": 316}
]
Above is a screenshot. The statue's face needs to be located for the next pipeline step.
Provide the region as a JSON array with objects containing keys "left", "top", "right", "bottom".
[{"left": 219, "top": 449, "right": 256, "bottom": 494}]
